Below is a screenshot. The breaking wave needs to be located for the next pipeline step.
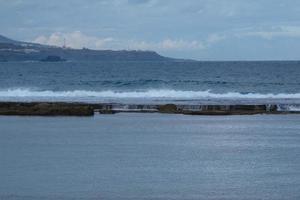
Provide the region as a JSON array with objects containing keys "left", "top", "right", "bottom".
[{"left": 0, "top": 88, "right": 300, "bottom": 99}]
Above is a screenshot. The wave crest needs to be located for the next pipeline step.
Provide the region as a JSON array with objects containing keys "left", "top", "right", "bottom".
[{"left": 0, "top": 88, "right": 300, "bottom": 99}]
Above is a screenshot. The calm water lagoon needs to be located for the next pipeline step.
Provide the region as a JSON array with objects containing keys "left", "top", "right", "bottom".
[{"left": 1, "top": 113, "right": 300, "bottom": 200}]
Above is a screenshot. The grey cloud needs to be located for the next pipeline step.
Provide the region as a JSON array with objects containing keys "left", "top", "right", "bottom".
[{"left": 1, "top": 0, "right": 300, "bottom": 60}]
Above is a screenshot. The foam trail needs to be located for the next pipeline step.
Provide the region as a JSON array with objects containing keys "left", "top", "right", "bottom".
[
  {"left": 277, "top": 104, "right": 300, "bottom": 111},
  {"left": 0, "top": 88, "right": 300, "bottom": 99}
]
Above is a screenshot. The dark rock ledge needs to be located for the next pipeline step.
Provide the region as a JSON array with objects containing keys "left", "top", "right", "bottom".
[
  {"left": 0, "top": 102, "right": 94, "bottom": 116},
  {"left": 0, "top": 102, "right": 299, "bottom": 116}
]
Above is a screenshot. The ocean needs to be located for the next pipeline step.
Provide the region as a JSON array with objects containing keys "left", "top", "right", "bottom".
[
  {"left": 1, "top": 113, "right": 300, "bottom": 200},
  {"left": 1, "top": 61, "right": 300, "bottom": 199},
  {"left": 0, "top": 61, "right": 300, "bottom": 105}
]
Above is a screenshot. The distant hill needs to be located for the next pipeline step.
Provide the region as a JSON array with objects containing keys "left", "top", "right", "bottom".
[
  {"left": 0, "top": 35, "right": 18, "bottom": 44},
  {"left": 0, "top": 34, "right": 175, "bottom": 62}
]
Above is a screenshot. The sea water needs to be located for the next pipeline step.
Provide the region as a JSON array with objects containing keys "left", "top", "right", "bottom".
[
  {"left": 0, "top": 113, "right": 300, "bottom": 200},
  {"left": 0, "top": 61, "right": 300, "bottom": 104},
  {"left": 0, "top": 61, "right": 300, "bottom": 200}
]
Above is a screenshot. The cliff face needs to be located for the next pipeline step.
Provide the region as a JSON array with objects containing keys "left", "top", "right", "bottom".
[{"left": 0, "top": 35, "right": 171, "bottom": 62}]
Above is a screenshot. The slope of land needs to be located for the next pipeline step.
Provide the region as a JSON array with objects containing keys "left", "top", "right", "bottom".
[{"left": 0, "top": 34, "right": 174, "bottom": 62}]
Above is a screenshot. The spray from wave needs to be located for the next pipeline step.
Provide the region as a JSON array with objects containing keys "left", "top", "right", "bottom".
[{"left": 0, "top": 88, "right": 300, "bottom": 99}]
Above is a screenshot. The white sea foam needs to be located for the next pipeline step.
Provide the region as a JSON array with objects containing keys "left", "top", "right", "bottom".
[
  {"left": 0, "top": 88, "right": 300, "bottom": 99},
  {"left": 277, "top": 104, "right": 300, "bottom": 111}
]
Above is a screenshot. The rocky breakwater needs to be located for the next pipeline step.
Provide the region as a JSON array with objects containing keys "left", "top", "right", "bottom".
[
  {"left": 0, "top": 102, "right": 299, "bottom": 116},
  {"left": 158, "top": 104, "right": 280, "bottom": 115},
  {"left": 0, "top": 102, "right": 94, "bottom": 116}
]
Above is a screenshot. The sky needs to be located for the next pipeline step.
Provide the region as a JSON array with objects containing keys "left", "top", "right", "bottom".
[{"left": 1, "top": 0, "right": 300, "bottom": 60}]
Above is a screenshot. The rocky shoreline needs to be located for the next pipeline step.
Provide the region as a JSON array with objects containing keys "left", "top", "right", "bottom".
[
  {"left": 0, "top": 102, "right": 299, "bottom": 116},
  {"left": 0, "top": 102, "right": 94, "bottom": 116}
]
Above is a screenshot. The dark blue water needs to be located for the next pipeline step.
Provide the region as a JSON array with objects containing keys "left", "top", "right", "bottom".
[
  {"left": 1, "top": 61, "right": 300, "bottom": 199},
  {"left": 1, "top": 113, "right": 300, "bottom": 200},
  {"left": 0, "top": 61, "right": 300, "bottom": 103}
]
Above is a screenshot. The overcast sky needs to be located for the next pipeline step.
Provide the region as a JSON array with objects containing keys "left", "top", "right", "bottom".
[{"left": 1, "top": 0, "right": 300, "bottom": 60}]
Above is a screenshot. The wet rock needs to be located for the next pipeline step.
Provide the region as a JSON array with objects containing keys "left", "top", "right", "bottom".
[
  {"left": 98, "top": 109, "right": 116, "bottom": 114},
  {"left": 230, "top": 105, "right": 266, "bottom": 111},
  {"left": 158, "top": 104, "right": 178, "bottom": 113},
  {"left": 183, "top": 105, "right": 269, "bottom": 115},
  {"left": 0, "top": 102, "right": 297, "bottom": 116},
  {"left": 267, "top": 104, "right": 278, "bottom": 112},
  {"left": 0, "top": 102, "right": 94, "bottom": 116}
]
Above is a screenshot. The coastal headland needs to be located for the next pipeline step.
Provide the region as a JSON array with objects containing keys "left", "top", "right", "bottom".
[{"left": 0, "top": 102, "right": 299, "bottom": 116}]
